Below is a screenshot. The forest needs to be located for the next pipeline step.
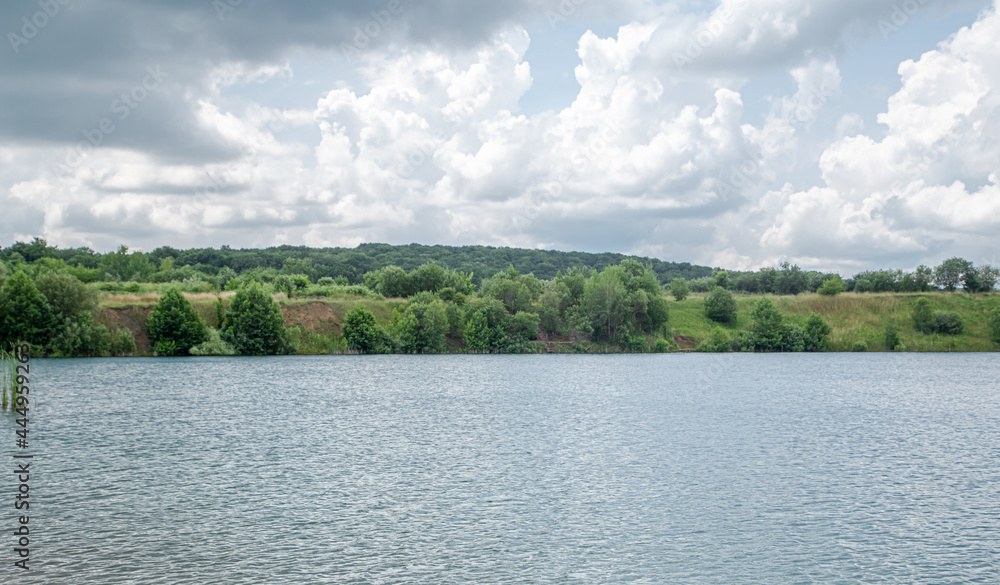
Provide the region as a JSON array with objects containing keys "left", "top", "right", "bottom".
[{"left": 1, "top": 238, "right": 998, "bottom": 357}]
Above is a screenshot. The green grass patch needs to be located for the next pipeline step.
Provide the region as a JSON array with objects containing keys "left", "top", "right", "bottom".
[{"left": 668, "top": 291, "right": 999, "bottom": 352}]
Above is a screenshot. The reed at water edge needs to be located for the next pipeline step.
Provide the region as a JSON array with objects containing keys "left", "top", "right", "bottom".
[{"left": 0, "top": 345, "right": 19, "bottom": 411}]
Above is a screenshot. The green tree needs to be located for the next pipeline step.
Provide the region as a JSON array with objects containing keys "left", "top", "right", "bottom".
[
  {"left": 509, "top": 311, "right": 540, "bottom": 341},
  {"left": 617, "top": 261, "right": 669, "bottom": 333},
  {"left": 912, "top": 298, "right": 933, "bottom": 334},
  {"left": 712, "top": 270, "right": 731, "bottom": 289},
  {"left": 221, "top": 283, "right": 293, "bottom": 355},
  {"left": 411, "top": 262, "right": 448, "bottom": 293},
  {"left": 749, "top": 297, "right": 784, "bottom": 352},
  {"left": 49, "top": 312, "right": 111, "bottom": 357},
  {"left": 704, "top": 286, "right": 737, "bottom": 324},
  {"left": 148, "top": 288, "right": 209, "bottom": 356},
  {"left": 280, "top": 257, "right": 316, "bottom": 282},
  {"left": 804, "top": 313, "right": 832, "bottom": 351},
  {"left": 934, "top": 257, "right": 970, "bottom": 292},
  {"left": 913, "top": 265, "right": 934, "bottom": 292},
  {"left": 977, "top": 264, "right": 999, "bottom": 292},
  {"left": 342, "top": 305, "right": 389, "bottom": 353},
  {"left": 555, "top": 268, "right": 587, "bottom": 309},
  {"left": 779, "top": 324, "right": 806, "bottom": 352},
  {"left": 669, "top": 278, "right": 689, "bottom": 301},
  {"left": 273, "top": 274, "right": 295, "bottom": 297},
  {"left": 479, "top": 266, "right": 541, "bottom": 315},
  {"left": 101, "top": 244, "right": 154, "bottom": 282},
  {"left": 463, "top": 298, "right": 510, "bottom": 352},
  {"left": 463, "top": 310, "right": 495, "bottom": 352},
  {"left": 215, "top": 296, "right": 226, "bottom": 328},
  {"left": 391, "top": 298, "right": 448, "bottom": 353},
  {"left": 962, "top": 266, "right": 984, "bottom": 293},
  {"left": 583, "top": 267, "right": 629, "bottom": 343},
  {"left": 216, "top": 266, "right": 237, "bottom": 290},
  {"left": 817, "top": 275, "right": 845, "bottom": 296},
  {"left": 364, "top": 265, "right": 412, "bottom": 298},
  {"left": 537, "top": 285, "right": 563, "bottom": 334},
  {"left": 35, "top": 270, "right": 98, "bottom": 322},
  {"left": 776, "top": 262, "right": 808, "bottom": 295},
  {"left": 0, "top": 271, "right": 54, "bottom": 348}
]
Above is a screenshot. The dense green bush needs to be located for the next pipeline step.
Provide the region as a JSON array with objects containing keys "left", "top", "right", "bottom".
[
  {"left": 779, "top": 323, "right": 807, "bottom": 352},
  {"left": 110, "top": 328, "right": 138, "bottom": 356},
  {"left": 884, "top": 323, "right": 901, "bottom": 350},
  {"left": 621, "top": 333, "right": 647, "bottom": 352},
  {"left": 817, "top": 275, "right": 845, "bottom": 296},
  {"left": 49, "top": 312, "right": 111, "bottom": 357},
  {"left": 273, "top": 274, "right": 295, "bottom": 297},
  {"left": 654, "top": 338, "right": 672, "bottom": 352},
  {"left": 481, "top": 266, "right": 541, "bottom": 315},
  {"left": 931, "top": 311, "right": 964, "bottom": 335},
  {"left": 390, "top": 298, "right": 449, "bottom": 354},
  {"left": 463, "top": 298, "right": 511, "bottom": 352},
  {"left": 35, "top": 270, "right": 97, "bottom": 322},
  {"left": 804, "top": 313, "right": 832, "bottom": 352},
  {"left": 704, "top": 286, "right": 737, "bottom": 324},
  {"left": 669, "top": 278, "right": 689, "bottom": 301},
  {"left": 96, "top": 281, "right": 143, "bottom": 293},
  {"left": 148, "top": 288, "right": 208, "bottom": 356},
  {"left": 189, "top": 328, "right": 237, "bottom": 356},
  {"left": 697, "top": 327, "right": 732, "bottom": 353},
  {"left": 221, "top": 283, "right": 293, "bottom": 355},
  {"left": 342, "top": 305, "right": 390, "bottom": 353},
  {"left": 364, "top": 262, "right": 474, "bottom": 298},
  {"left": 748, "top": 297, "right": 783, "bottom": 351},
  {"left": 509, "top": 311, "right": 540, "bottom": 341},
  {"left": 583, "top": 268, "right": 629, "bottom": 343},
  {"left": 0, "top": 271, "right": 54, "bottom": 348},
  {"left": 463, "top": 310, "right": 497, "bottom": 351}
]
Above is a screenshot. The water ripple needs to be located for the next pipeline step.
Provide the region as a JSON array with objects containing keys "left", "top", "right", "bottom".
[{"left": 8, "top": 353, "right": 1000, "bottom": 584}]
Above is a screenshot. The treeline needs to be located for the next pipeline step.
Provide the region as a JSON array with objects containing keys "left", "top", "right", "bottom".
[
  {"left": 343, "top": 262, "right": 672, "bottom": 354},
  {"left": 0, "top": 238, "right": 714, "bottom": 286},
  {"left": 5, "top": 238, "right": 995, "bottom": 296},
  {"left": 0, "top": 255, "right": 676, "bottom": 356},
  {"left": 679, "top": 259, "right": 998, "bottom": 295},
  {"left": 2, "top": 238, "right": 999, "bottom": 357}
]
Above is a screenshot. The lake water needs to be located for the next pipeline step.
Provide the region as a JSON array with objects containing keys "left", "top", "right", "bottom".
[{"left": 9, "top": 354, "right": 1000, "bottom": 583}]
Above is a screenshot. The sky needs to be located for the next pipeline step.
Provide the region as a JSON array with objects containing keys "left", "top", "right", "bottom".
[{"left": 1, "top": 0, "right": 998, "bottom": 273}]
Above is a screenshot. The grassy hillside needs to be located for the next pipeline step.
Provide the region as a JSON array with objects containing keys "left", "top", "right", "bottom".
[
  {"left": 96, "top": 290, "right": 999, "bottom": 355},
  {"left": 669, "top": 292, "right": 1000, "bottom": 352}
]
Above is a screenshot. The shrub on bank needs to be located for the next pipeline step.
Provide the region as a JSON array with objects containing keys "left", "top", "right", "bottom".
[
  {"left": 148, "top": 288, "right": 209, "bottom": 356},
  {"left": 221, "top": 283, "right": 294, "bottom": 355},
  {"left": 931, "top": 311, "right": 964, "bottom": 335}
]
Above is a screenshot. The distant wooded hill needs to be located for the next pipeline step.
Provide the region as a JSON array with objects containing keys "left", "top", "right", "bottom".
[{"left": 5, "top": 240, "right": 715, "bottom": 285}]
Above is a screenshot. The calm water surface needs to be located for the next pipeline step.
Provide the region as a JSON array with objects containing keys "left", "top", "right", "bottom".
[{"left": 8, "top": 353, "right": 1000, "bottom": 583}]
